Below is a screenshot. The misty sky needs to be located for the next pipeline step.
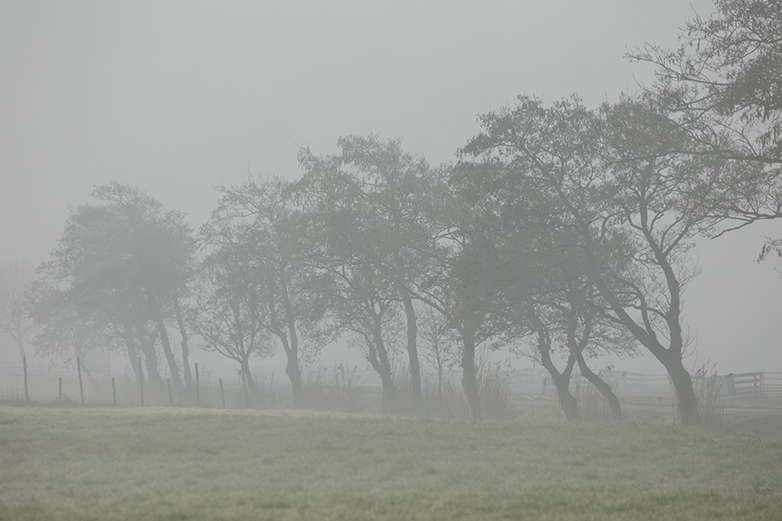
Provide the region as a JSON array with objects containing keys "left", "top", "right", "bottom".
[{"left": 1, "top": 0, "right": 780, "bottom": 374}]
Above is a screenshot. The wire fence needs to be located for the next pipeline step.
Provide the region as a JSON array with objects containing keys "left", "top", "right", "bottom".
[{"left": 2, "top": 358, "right": 780, "bottom": 411}]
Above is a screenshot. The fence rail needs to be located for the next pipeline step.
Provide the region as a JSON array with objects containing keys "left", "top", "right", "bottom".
[
  {"left": 508, "top": 368, "right": 675, "bottom": 399},
  {"left": 725, "top": 372, "right": 782, "bottom": 399}
]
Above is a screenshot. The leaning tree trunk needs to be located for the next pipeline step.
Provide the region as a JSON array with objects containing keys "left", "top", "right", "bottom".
[
  {"left": 461, "top": 330, "right": 481, "bottom": 421},
  {"left": 576, "top": 353, "right": 622, "bottom": 420},
  {"left": 663, "top": 354, "right": 702, "bottom": 426},
  {"left": 537, "top": 329, "right": 581, "bottom": 421},
  {"left": 120, "top": 323, "right": 141, "bottom": 381},
  {"left": 241, "top": 357, "right": 264, "bottom": 408},
  {"left": 552, "top": 374, "right": 581, "bottom": 421},
  {"left": 369, "top": 314, "right": 398, "bottom": 415},
  {"left": 154, "top": 315, "right": 186, "bottom": 402}
]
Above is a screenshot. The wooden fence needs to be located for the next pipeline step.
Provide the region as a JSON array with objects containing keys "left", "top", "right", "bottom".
[{"left": 725, "top": 372, "right": 782, "bottom": 399}]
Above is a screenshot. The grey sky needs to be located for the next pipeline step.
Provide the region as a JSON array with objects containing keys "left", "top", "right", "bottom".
[{"left": 1, "top": 0, "right": 779, "bottom": 373}]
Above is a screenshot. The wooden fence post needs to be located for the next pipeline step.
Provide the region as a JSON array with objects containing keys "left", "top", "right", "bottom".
[
  {"left": 219, "top": 378, "right": 226, "bottom": 409},
  {"left": 112, "top": 376, "right": 117, "bottom": 405},
  {"left": 138, "top": 357, "right": 144, "bottom": 406},
  {"left": 23, "top": 356, "right": 29, "bottom": 402},
  {"left": 77, "top": 357, "right": 84, "bottom": 405},
  {"left": 195, "top": 363, "right": 200, "bottom": 406},
  {"left": 59, "top": 377, "right": 63, "bottom": 402}
]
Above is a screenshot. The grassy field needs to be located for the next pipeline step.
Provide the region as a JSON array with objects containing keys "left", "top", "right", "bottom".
[{"left": 0, "top": 406, "right": 781, "bottom": 520}]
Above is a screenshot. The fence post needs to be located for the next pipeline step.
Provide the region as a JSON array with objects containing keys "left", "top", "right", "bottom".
[
  {"left": 112, "top": 376, "right": 117, "bottom": 405},
  {"left": 23, "top": 356, "right": 29, "bottom": 402},
  {"left": 167, "top": 378, "right": 173, "bottom": 406},
  {"left": 195, "top": 363, "right": 200, "bottom": 406},
  {"left": 219, "top": 378, "right": 226, "bottom": 409},
  {"left": 59, "top": 377, "right": 63, "bottom": 402},
  {"left": 77, "top": 357, "right": 85, "bottom": 405},
  {"left": 138, "top": 357, "right": 144, "bottom": 406}
]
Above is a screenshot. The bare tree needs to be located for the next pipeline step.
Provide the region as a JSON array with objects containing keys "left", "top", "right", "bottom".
[{"left": 0, "top": 258, "right": 34, "bottom": 361}]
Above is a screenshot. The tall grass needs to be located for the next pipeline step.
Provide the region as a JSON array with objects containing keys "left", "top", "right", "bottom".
[
  {"left": 302, "top": 364, "right": 363, "bottom": 413},
  {"left": 393, "top": 362, "right": 514, "bottom": 420},
  {"left": 691, "top": 361, "right": 724, "bottom": 429}
]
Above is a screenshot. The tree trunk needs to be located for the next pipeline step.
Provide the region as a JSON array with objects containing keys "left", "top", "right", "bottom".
[
  {"left": 16, "top": 330, "right": 26, "bottom": 362},
  {"left": 369, "top": 314, "right": 398, "bottom": 414},
  {"left": 537, "top": 329, "right": 581, "bottom": 421},
  {"left": 664, "top": 356, "right": 702, "bottom": 426},
  {"left": 241, "top": 357, "right": 263, "bottom": 408},
  {"left": 399, "top": 288, "right": 424, "bottom": 415},
  {"left": 172, "top": 295, "right": 193, "bottom": 399},
  {"left": 576, "top": 353, "right": 622, "bottom": 420},
  {"left": 120, "top": 323, "right": 141, "bottom": 381},
  {"left": 553, "top": 374, "right": 581, "bottom": 421},
  {"left": 135, "top": 324, "right": 165, "bottom": 396},
  {"left": 154, "top": 316, "right": 186, "bottom": 402},
  {"left": 286, "top": 353, "right": 304, "bottom": 408},
  {"left": 278, "top": 266, "right": 305, "bottom": 409},
  {"left": 461, "top": 331, "right": 480, "bottom": 421}
]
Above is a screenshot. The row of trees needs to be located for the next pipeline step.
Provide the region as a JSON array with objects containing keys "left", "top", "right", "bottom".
[{"left": 4, "top": 0, "right": 781, "bottom": 425}]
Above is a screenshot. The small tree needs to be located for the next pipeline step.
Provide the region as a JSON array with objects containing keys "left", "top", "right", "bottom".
[
  {"left": 207, "top": 176, "right": 314, "bottom": 408},
  {"left": 193, "top": 244, "right": 275, "bottom": 407}
]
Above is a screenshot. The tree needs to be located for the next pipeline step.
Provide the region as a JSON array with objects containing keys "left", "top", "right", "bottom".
[
  {"left": 310, "top": 263, "right": 403, "bottom": 414},
  {"left": 460, "top": 95, "right": 739, "bottom": 425},
  {"left": 408, "top": 165, "right": 517, "bottom": 420},
  {"left": 631, "top": 0, "right": 782, "bottom": 161},
  {"left": 519, "top": 278, "right": 634, "bottom": 421},
  {"left": 450, "top": 152, "right": 633, "bottom": 422},
  {"left": 0, "top": 258, "right": 34, "bottom": 362},
  {"left": 207, "top": 176, "right": 313, "bottom": 408},
  {"left": 295, "top": 135, "right": 435, "bottom": 414},
  {"left": 629, "top": 0, "right": 782, "bottom": 236},
  {"left": 31, "top": 182, "right": 196, "bottom": 402},
  {"left": 193, "top": 242, "right": 275, "bottom": 407}
]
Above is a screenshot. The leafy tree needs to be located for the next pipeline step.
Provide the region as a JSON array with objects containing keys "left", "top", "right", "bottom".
[
  {"left": 30, "top": 183, "right": 196, "bottom": 401},
  {"left": 408, "top": 165, "right": 517, "bottom": 420},
  {"left": 460, "top": 95, "right": 739, "bottom": 425},
  {"left": 451, "top": 151, "right": 633, "bottom": 421},
  {"left": 295, "top": 135, "right": 435, "bottom": 414}
]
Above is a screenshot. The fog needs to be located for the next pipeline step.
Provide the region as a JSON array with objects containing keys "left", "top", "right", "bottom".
[{"left": 1, "top": 0, "right": 780, "bottom": 379}]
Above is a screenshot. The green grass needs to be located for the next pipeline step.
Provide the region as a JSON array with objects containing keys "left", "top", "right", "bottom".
[{"left": 0, "top": 406, "right": 780, "bottom": 520}]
